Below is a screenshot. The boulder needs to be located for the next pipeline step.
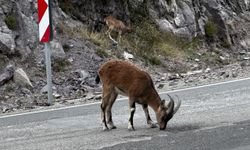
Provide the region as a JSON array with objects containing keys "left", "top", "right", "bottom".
[
  {"left": 13, "top": 68, "right": 33, "bottom": 88},
  {"left": 157, "top": 19, "right": 174, "bottom": 33},
  {"left": 0, "top": 65, "right": 15, "bottom": 86},
  {"left": 123, "top": 51, "right": 134, "bottom": 60},
  {"left": 0, "top": 27, "right": 15, "bottom": 55},
  {"left": 76, "top": 70, "right": 90, "bottom": 80},
  {"left": 50, "top": 41, "right": 66, "bottom": 60}
]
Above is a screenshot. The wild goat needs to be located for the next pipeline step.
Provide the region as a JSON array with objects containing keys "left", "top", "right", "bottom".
[
  {"left": 104, "top": 15, "right": 132, "bottom": 44},
  {"left": 96, "top": 60, "right": 181, "bottom": 130}
]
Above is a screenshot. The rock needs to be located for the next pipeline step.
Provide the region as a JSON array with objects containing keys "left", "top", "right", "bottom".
[
  {"left": 198, "top": 17, "right": 206, "bottom": 35},
  {"left": 50, "top": 41, "right": 66, "bottom": 60},
  {"left": 223, "top": 72, "right": 230, "bottom": 78},
  {"left": 85, "top": 92, "right": 95, "bottom": 100},
  {"left": 243, "top": 57, "right": 250, "bottom": 60},
  {"left": 232, "top": 72, "right": 238, "bottom": 78},
  {"left": 240, "top": 39, "right": 250, "bottom": 50},
  {"left": 34, "top": 96, "right": 50, "bottom": 106},
  {"left": 94, "top": 94, "right": 102, "bottom": 100},
  {"left": 53, "top": 92, "right": 61, "bottom": 99},
  {"left": 157, "top": 83, "right": 165, "bottom": 89},
  {"left": 13, "top": 68, "right": 33, "bottom": 88},
  {"left": 174, "top": 13, "right": 185, "bottom": 27},
  {"left": 157, "top": 19, "right": 174, "bottom": 33},
  {"left": 0, "top": 31, "right": 15, "bottom": 55},
  {"left": 76, "top": 70, "right": 90, "bottom": 80},
  {"left": 0, "top": 65, "right": 15, "bottom": 86},
  {"left": 205, "top": 68, "right": 211, "bottom": 73},
  {"left": 239, "top": 50, "right": 247, "bottom": 55},
  {"left": 169, "top": 81, "right": 178, "bottom": 86},
  {"left": 21, "top": 96, "right": 35, "bottom": 109},
  {"left": 220, "top": 71, "right": 226, "bottom": 76},
  {"left": 168, "top": 74, "right": 180, "bottom": 80},
  {"left": 191, "top": 64, "right": 199, "bottom": 70},
  {"left": 173, "top": 27, "right": 192, "bottom": 38},
  {"left": 68, "top": 57, "right": 74, "bottom": 63},
  {"left": 2, "top": 106, "right": 9, "bottom": 113},
  {"left": 179, "top": 1, "right": 195, "bottom": 25},
  {"left": 40, "top": 84, "right": 56, "bottom": 94},
  {"left": 220, "top": 56, "right": 226, "bottom": 61},
  {"left": 195, "top": 58, "right": 200, "bottom": 62},
  {"left": 123, "top": 51, "right": 134, "bottom": 60},
  {"left": 21, "top": 88, "right": 32, "bottom": 95}
]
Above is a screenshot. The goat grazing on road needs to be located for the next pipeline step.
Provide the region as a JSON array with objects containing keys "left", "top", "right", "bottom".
[{"left": 96, "top": 60, "right": 181, "bottom": 131}]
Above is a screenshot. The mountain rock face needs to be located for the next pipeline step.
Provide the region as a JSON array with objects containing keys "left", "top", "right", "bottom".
[{"left": 0, "top": 0, "right": 249, "bottom": 59}]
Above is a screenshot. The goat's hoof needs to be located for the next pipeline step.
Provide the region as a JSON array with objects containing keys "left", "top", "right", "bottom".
[
  {"left": 107, "top": 123, "right": 117, "bottom": 129},
  {"left": 128, "top": 125, "right": 135, "bottom": 131},
  {"left": 148, "top": 123, "right": 157, "bottom": 128},
  {"left": 102, "top": 126, "right": 109, "bottom": 131},
  {"left": 108, "top": 125, "right": 117, "bottom": 129}
]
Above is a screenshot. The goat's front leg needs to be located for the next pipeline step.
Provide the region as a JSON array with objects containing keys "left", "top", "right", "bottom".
[
  {"left": 142, "top": 104, "right": 157, "bottom": 128},
  {"left": 118, "top": 31, "right": 122, "bottom": 43},
  {"left": 108, "top": 31, "right": 118, "bottom": 44},
  {"left": 128, "top": 99, "right": 136, "bottom": 131}
]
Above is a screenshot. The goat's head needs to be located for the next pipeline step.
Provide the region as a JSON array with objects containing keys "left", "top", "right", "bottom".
[{"left": 156, "top": 94, "right": 181, "bottom": 130}]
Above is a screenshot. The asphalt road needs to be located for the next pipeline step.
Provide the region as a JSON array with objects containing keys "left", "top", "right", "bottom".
[{"left": 0, "top": 78, "right": 250, "bottom": 150}]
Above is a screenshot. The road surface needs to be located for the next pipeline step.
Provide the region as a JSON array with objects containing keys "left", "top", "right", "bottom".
[{"left": 0, "top": 78, "right": 250, "bottom": 150}]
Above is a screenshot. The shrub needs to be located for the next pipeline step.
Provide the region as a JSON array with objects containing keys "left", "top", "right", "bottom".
[
  {"left": 148, "top": 56, "right": 161, "bottom": 65},
  {"left": 205, "top": 21, "right": 218, "bottom": 38},
  {"left": 4, "top": 84, "right": 15, "bottom": 92},
  {"left": 96, "top": 49, "right": 108, "bottom": 58},
  {"left": 53, "top": 59, "right": 70, "bottom": 72},
  {"left": 4, "top": 15, "right": 17, "bottom": 30}
]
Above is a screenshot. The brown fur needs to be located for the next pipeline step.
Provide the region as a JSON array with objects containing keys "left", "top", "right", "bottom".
[
  {"left": 104, "top": 16, "right": 132, "bottom": 43},
  {"left": 97, "top": 60, "right": 181, "bottom": 130}
]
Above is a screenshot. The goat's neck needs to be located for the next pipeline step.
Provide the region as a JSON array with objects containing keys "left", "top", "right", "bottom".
[{"left": 147, "top": 91, "right": 161, "bottom": 112}]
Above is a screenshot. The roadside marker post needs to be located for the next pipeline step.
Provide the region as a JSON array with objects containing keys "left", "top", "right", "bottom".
[{"left": 38, "top": 0, "right": 53, "bottom": 105}]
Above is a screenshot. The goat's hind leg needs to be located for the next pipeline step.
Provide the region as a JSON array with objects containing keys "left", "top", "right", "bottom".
[
  {"left": 101, "top": 86, "right": 111, "bottom": 131},
  {"left": 128, "top": 97, "right": 136, "bottom": 131},
  {"left": 106, "top": 90, "right": 118, "bottom": 129},
  {"left": 142, "top": 104, "right": 157, "bottom": 128}
]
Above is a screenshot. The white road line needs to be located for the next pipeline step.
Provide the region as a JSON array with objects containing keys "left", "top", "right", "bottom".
[{"left": 1, "top": 77, "right": 250, "bottom": 119}]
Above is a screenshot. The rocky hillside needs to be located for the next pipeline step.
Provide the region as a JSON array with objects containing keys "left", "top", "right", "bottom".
[{"left": 0, "top": 0, "right": 250, "bottom": 113}]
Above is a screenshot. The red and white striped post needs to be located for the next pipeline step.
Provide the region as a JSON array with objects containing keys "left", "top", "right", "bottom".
[{"left": 38, "top": 0, "right": 53, "bottom": 105}]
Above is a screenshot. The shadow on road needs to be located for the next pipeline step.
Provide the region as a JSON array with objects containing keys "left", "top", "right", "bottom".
[{"left": 167, "top": 123, "right": 202, "bottom": 133}]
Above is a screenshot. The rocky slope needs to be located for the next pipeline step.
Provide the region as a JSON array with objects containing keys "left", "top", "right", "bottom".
[{"left": 0, "top": 0, "right": 250, "bottom": 113}]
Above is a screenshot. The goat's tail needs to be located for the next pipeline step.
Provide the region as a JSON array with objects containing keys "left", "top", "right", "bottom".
[{"left": 95, "top": 74, "right": 100, "bottom": 84}]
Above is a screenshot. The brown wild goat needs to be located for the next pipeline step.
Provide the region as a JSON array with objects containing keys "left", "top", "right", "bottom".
[
  {"left": 96, "top": 60, "right": 181, "bottom": 130},
  {"left": 104, "top": 15, "right": 132, "bottom": 44}
]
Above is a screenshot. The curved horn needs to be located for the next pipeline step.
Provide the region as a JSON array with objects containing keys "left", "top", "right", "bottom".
[
  {"left": 166, "top": 98, "right": 174, "bottom": 114},
  {"left": 167, "top": 94, "right": 181, "bottom": 115}
]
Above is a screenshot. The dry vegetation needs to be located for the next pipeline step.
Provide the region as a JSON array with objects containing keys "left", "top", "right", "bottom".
[{"left": 57, "top": 15, "right": 227, "bottom": 70}]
